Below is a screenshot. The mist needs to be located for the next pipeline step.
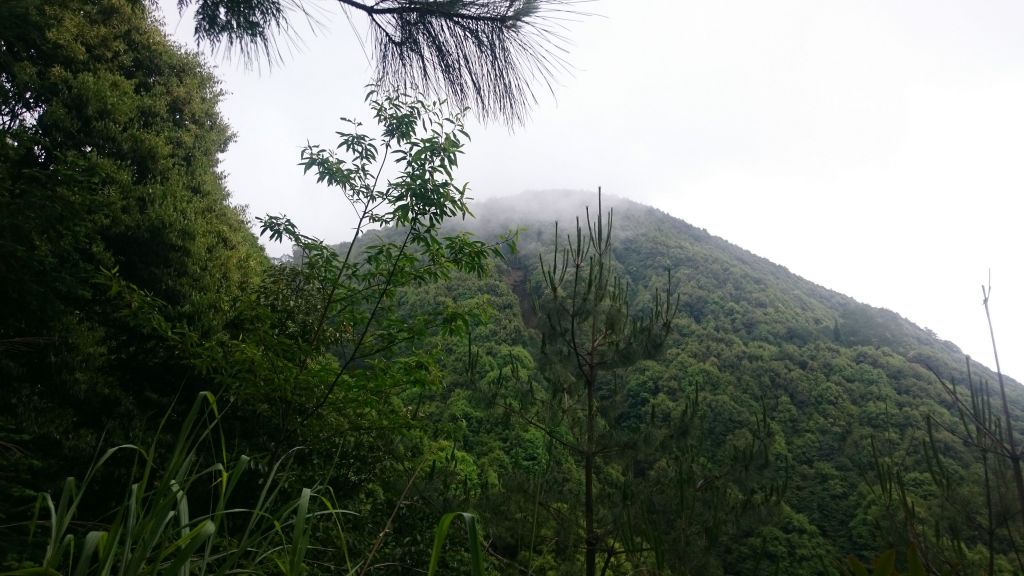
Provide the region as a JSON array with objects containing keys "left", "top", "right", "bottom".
[{"left": 157, "top": 0, "right": 1024, "bottom": 380}]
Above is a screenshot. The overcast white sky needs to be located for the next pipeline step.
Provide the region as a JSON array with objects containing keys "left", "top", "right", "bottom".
[{"left": 160, "top": 0, "right": 1024, "bottom": 380}]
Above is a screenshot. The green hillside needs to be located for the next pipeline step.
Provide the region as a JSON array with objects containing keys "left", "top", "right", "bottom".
[
  {"left": 3, "top": 7, "right": 1023, "bottom": 569},
  {"left": 432, "top": 189, "right": 1024, "bottom": 573}
]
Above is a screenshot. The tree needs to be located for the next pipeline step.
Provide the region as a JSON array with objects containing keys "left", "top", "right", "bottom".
[
  {"left": 0, "top": 0, "right": 512, "bottom": 554},
  {"left": 0, "top": 0, "right": 266, "bottom": 489},
  {"left": 876, "top": 282, "right": 1024, "bottom": 575},
  {"left": 176, "top": 0, "right": 579, "bottom": 123},
  {"left": 253, "top": 88, "right": 514, "bottom": 428},
  {"left": 0, "top": 2, "right": 279, "bottom": 564},
  {"left": 535, "top": 190, "right": 678, "bottom": 576}
]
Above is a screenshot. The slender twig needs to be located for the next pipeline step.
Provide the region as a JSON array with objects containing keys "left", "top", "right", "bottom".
[
  {"left": 925, "top": 366, "right": 1010, "bottom": 457},
  {"left": 304, "top": 223, "right": 415, "bottom": 420},
  {"left": 982, "top": 280, "right": 1024, "bottom": 535},
  {"left": 497, "top": 401, "right": 579, "bottom": 453},
  {"left": 356, "top": 459, "right": 427, "bottom": 576},
  {"left": 306, "top": 143, "right": 391, "bottom": 353}
]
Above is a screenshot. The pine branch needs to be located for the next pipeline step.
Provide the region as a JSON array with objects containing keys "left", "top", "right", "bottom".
[{"left": 182, "top": 0, "right": 585, "bottom": 123}]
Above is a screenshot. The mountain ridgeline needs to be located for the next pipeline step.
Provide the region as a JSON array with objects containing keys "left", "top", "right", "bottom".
[
  {"left": 476, "top": 190, "right": 996, "bottom": 368},
  {"left": 423, "top": 189, "right": 1024, "bottom": 573}
]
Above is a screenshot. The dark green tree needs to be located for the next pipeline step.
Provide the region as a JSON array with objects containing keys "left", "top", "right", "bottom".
[
  {"left": 0, "top": 8, "right": 510, "bottom": 555},
  {"left": 535, "top": 189, "right": 678, "bottom": 576},
  {"left": 0, "top": 0, "right": 265, "bottom": 505}
]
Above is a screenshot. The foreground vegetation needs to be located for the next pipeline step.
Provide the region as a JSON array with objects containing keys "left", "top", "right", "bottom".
[{"left": 3, "top": 1, "right": 1024, "bottom": 574}]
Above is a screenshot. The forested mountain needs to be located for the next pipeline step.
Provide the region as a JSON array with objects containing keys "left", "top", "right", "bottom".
[
  {"left": 4, "top": 2, "right": 1024, "bottom": 574},
  {"left": 455, "top": 190, "right": 1024, "bottom": 572},
  {"left": 295, "top": 188, "right": 1024, "bottom": 574}
]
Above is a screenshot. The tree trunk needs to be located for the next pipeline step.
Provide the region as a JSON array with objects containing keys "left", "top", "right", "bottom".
[
  {"left": 984, "top": 290, "right": 1024, "bottom": 535},
  {"left": 585, "top": 369, "right": 597, "bottom": 576}
]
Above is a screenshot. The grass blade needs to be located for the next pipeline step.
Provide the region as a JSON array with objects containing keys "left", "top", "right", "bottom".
[{"left": 426, "top": 512, "right": 485, "bottom": 576}]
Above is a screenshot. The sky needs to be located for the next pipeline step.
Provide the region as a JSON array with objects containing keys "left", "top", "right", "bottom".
[{"left": 159, "top": 0, "right": 1024, "bottom": 380}]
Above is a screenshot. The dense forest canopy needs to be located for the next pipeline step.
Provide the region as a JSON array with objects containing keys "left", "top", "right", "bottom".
[{"left": 3, "top": 1, "right": 1024, "bottom": 575}]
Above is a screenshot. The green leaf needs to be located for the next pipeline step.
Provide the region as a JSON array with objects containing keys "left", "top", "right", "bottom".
[
  {"left": 164, "top": 520, "right": 216, "bottom": 576},
  {"left": 872, "top": 549, "right": 896, "bottom": 576},
  {"left": 846, "top": 556, "right": 869, "bottom": 576},
  {"left": 426, "top": 512, "right": 485, "bottom": 576},
  {"left": 906, "top": 544, "right": 926, "bottom": 576}
]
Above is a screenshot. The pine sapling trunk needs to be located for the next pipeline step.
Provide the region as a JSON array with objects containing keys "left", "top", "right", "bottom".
[
  {"left": 983, "top": 285, "right": 1024, "bottom": 535},
  {"left": 585, "top": 365, "right": 597, "bottom": 576},
  {"left": 537, "top": 189, "right": 679, "bottom": 576}
]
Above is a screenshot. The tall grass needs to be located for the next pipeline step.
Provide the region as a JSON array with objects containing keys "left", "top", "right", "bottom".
[
  {"left": 4, "top": 392, "right": 344, "bottom": 576},
  {"left": 426, "top": 512, "right": 485, "bottom": 576},
  {"left": 3, "top": 392, "right": 488, "bottom": 576}
]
